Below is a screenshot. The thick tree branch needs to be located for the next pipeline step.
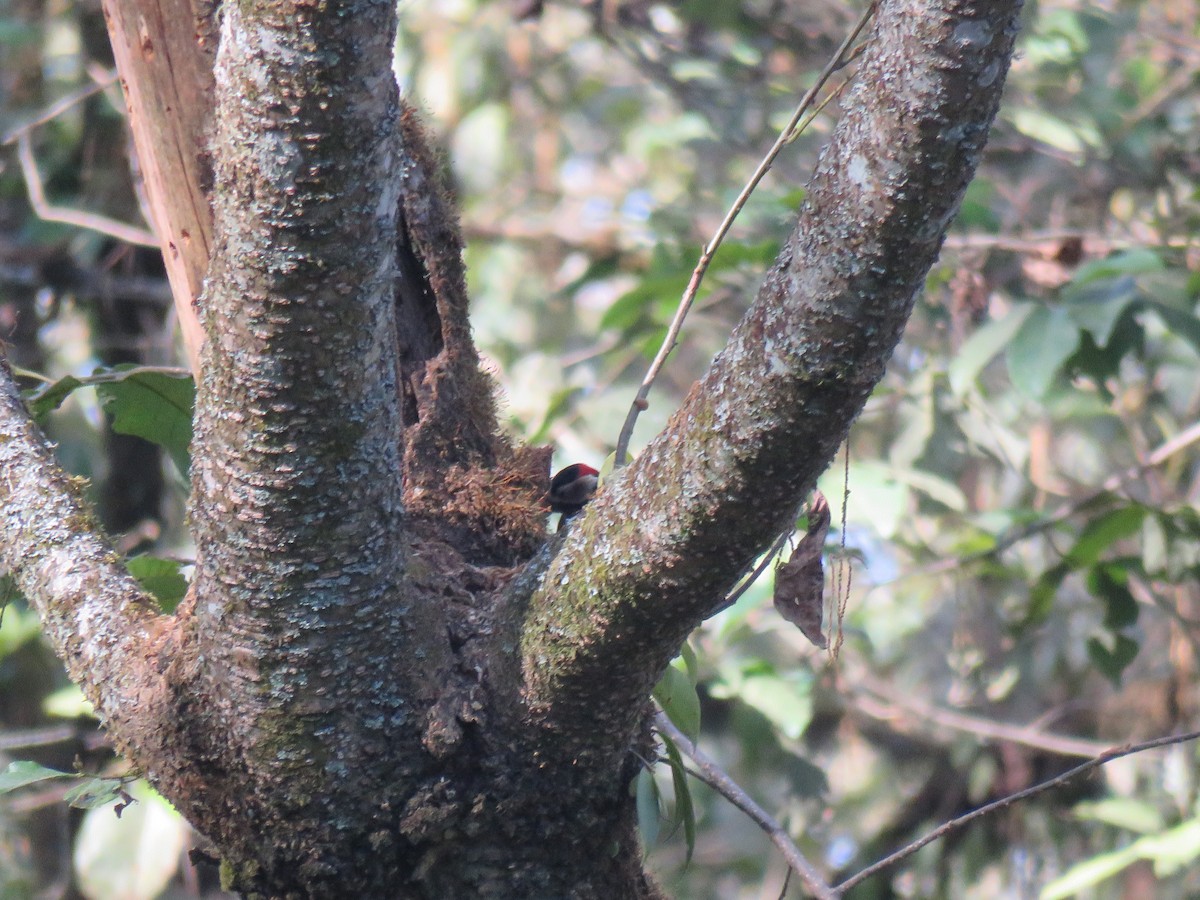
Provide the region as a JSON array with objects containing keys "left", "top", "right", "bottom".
[
  {"left": 521, "top": 0, "right": 1024, "bottom": 764},
  {"left": 0, "top": 359, "right": 173, "bottom": 756},
  {"left": 180, "top": 1, "right": 447, "bottom": 887}
]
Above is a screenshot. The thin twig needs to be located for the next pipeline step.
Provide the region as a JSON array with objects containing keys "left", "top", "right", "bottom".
[
  {"left": 0, "top": 69, "right": 118, "bottom": 146},
  {"left": 943, "top": 231, "right": 1199, "bottom": 253},
  {"left": 15, "top": 132, "right": 159, "bottom": 248},
  {"left": 851, "top": 678, "right": 1115, "bottom": 759},
  {"left": 712, "top": 524, "right": 794, "bottom": 616},
  {"left": 0, "top": 724, "right": 108, "bottom": 753},
  {"left": 777, "top": 867, "right": 793, "bottom": 900},
  {"left": 835, "top": 728, "right": 1200, "bottom": 894},
  {"left": 878, "top": 419, "right": 1200, "bottom": 588},
  {"left": 831, "top": 443, "right": 852, "bottom": 658},
  {"left": 654, "top": 712, "right": 837, "bottom": 900},
  {"left": 0, "top": 724, "right": 76, "bottom": 751},
  {"left": 612, "top": 3, "right": 878, "bottom": 466}
]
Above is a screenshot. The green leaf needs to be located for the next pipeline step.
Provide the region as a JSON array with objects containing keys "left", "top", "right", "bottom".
[
  {"left": 882, "top": 463, "right": 967, "bottom": 512},
  {"left": 1062, "top": 281, "right": 1139, "bottom": 347},
  {"left": 43, "top": 685, "right": 95, "bottom": 719},
  {"left": 1072, "top": 798, "right": 1163, "bottom": 834},
  {"left": 659, "top": 733, "right": 696, "bottom": 864},
  {"left": 635, "top": 767, "right": 661, "bottom": 851},
  {"left": 0, "top": 760, "right": 72, "bottom": 793},
  {"left": 654, "top": 663, "right": 701, "bottom": 742},
  {"left": 597, "top": 451, "right": 618, "bottom": 484},
  {"left": 1042, "top": 818, "right": 1200, "bottom": 898},
  {"left": 20, "top": 366, "right": 195, "bottom": 475},
  {"left": 0, "top": 600, "right": 45, "bottom": 660},
  {"left": 1065, "top": 248, "right": 1164, "bottom": 289},
  {"left": 64, "top": 777, "right": 128, "bottom": 810},
  {"left": 527, "top": 386, "right": 584, "bottom": 445},
  {"left": 1087, "top": 564, "right": 1138, "bottom": 630},
  {"left": 126, "top": 556, "right": 188, "bottom": 612},
  {"left": 600, "top": 274, "right": 688, "bottom": 333},
  {"left": 24, "top": 374, "right": 85, "bottom": 420},
  {"left": 826, "top": 461, "right": 908, "bottom": 539},
  {"left": 735, "top": 672, "right": 814, "bottom": 741},
  {"left": 1010, "top": 107, "right": 1096, "bottom": 154},
  {"left": 1086, "top": 633, "right": 1139, "bottom": 685},
  {"left": 1040, "top": 842, "right": 1141, "bottom": 899},
  {"left": 888, "top": 371, "right": 935, "bottom": 468},
  {"left": 785, "top": 753, "right": 830, "bottom": 799},
  {"left": 1006, "top": 304, "right": 1079, "bottom": 398},
  {"left": 678, "top": 642, "right": 698, "bottom": 684},
  {"left": 1027, "top": 563, "right": 1069, "bottom": 625},
  {"left": 1067, "top": 506, "right": 1147, "bottom": 568},
  {"left": 1142, "top": 818, "right": 1200, "bottom": 877},
  {"left": 95, "top": 367, "right": 194, "bottom": 477},
  {"left": 948, "top": 303, "right": 1035, "bottom": 396},
  {"left": 1144, "top": 300, "right": 1200, "bottom": 358}
]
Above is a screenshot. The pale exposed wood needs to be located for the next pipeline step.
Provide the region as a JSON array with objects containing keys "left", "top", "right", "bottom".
[{"left": 100, "top": 0, "right": 217, "bottom": 373}]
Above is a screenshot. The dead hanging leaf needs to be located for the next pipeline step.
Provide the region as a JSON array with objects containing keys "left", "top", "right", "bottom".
[{"left": 774, "top": 492, "right": 831, "bottom": 649}]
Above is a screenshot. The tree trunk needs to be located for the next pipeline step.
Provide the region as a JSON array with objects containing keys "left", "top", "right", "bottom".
[{"left": 0, "top": 0, "right": 1024, "bottom": 896}]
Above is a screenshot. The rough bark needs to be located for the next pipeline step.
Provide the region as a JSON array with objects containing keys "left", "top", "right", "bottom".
[
  {"left": 0, "top": 0, "right": 1024, "bottom": 897},
  {"left": 0, "top": 358, "right": 180, "bottom": 771}
]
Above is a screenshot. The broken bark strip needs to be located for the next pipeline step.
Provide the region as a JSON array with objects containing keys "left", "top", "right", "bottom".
[{"left": 100, "top": 0, "right": 217, "bottom": 372}]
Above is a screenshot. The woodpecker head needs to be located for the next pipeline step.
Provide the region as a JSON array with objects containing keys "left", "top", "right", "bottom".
[{"left": 548, "top": 463, "right": 599, "bottom": 519}]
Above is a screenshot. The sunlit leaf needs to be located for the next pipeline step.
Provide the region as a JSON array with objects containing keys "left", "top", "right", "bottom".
[
  {"left": 948, "top": 302, "right": 1035, "bottom": 396},
  {"left": 1039, "top": 843, "right": 1141, "bottom": 900},
  {"left": 1072, "top": 798, "right": 1163, "bottom": 835},
  {"left": 1066, "top": 506, "right": 1147, "bottom": 568},
  {"left": 1042, "top": 818, "right": 1200, "bottom": 899},
  {"left": 734, "top": 672, "right": 814, "bottom": 741},
  {"left": 1065, "top": 249, "right": 1164, "bottom": 288},
  {"left": 126, "top": 556, "right": 188, "bottom": 613},
  {"left": 24, "top": 373, "right": 85, "bottom": 420},
  {"left": 43, "top": 685, "right": 95, "bottom": 720},
  {"left": 1144, "top": 300, "right": 1200, "bottom": 358},
  {"left": 0, "top": 599, "right": 43, "bottom": 660},
  {"left": 1010, "top": 107, "right": 1096, "bottom": 154},
  {"left": 95, "top": 367, "right": 194, "bottom": 478}
]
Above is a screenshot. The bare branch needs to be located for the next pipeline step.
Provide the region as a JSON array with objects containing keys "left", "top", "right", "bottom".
[
  {"left": 655, "top": 713, "right": 836, "bottom": 900},
  {"left": 836, "top": 729, "right": 1200, "bottom": 894},
  {"left": 0, "top": 357, "right": 173, "bottom": 747},
  {"left": 850, "top": 676, "right": 1114, "bottom": 759},
  {"left": 15, "top": 133, "right": 159, "bottom": 248},
  {"left": 1, "top": 69, "right": 118, "bottom": 145}
]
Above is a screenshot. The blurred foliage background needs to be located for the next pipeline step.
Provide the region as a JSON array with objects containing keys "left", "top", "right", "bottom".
[{"left": 2, "top": 0, "right": 1200, "bottom": 897}]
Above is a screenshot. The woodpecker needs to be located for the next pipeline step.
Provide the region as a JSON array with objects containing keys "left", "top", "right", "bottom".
[{"left": 548, "top": 463, "right": 599, "bottom": 523}]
